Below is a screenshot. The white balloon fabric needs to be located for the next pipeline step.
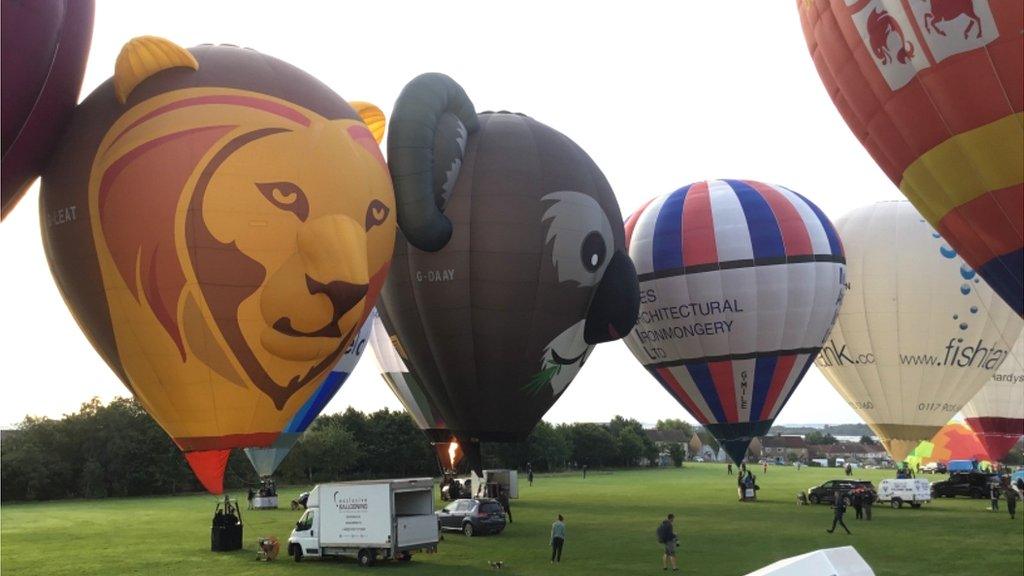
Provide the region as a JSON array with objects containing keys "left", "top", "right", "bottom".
[
  {"left": 816, "top": 201, "right": 1023, "bottom": 462},
  {"left": 368, "top": 309, "right": 448, "bottom": 438},
  {"left": 624, "top": 179, "right": 846, "bottom": 464},
  {"left": 243, "top": 317, "right": 373, "bottom": 478},
  {"left": 962, "top": 330, "right": 1024, "bottom": 461}
]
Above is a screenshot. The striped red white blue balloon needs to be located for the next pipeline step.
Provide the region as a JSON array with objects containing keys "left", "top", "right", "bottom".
[{"left": 623, "top": 179, "right": 846, "bottom": 464}]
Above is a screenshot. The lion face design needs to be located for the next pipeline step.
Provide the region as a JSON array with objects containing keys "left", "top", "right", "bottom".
[{"left": 89, "top": 87, "right": 394, "bottom": 428}]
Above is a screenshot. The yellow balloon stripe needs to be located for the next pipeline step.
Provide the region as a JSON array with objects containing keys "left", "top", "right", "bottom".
[{"left": 900, "top": 113, "right": 1024, "bottom": 225}]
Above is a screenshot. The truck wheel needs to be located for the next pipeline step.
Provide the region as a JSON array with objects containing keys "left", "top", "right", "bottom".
[
  {"left": 463, "top": 523, "right": 475, "bottom": 537},
  {"left": 891, "top": 498, "right": 902, "bottom": 509},
  {"left": 291, "top": 545, "right": 302, "bottom": 563},
  {"left": 357, "top": 549, "right": 376, "bottom": 567},
  {"left": 910, "top": 502, "right": 921, "bottom": 509},
  {"left": 398, "top": 552, "right": 412, "bottom": 562},
  {"left": 808, "top": 494, "right": 820, "bottom": 504}
]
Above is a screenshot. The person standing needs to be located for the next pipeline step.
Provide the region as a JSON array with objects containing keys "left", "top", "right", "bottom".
[
  {"left": 550, "top": 514, "right": 566, "bottom": 563},
  {"left": 851, "top": 489, "right": 864, "bottom": 520},
  {"left": 527, "top": 463, "right": 534, "bottom": 487},
  {"left": 990, "top": 483, "right": 1001, "bottom": 512},
  {"left": 582, "top": 464, "right": 588, "bottom": 479},
  {"left": 657, "top": 513, "right": 679, "bottom": 571},
  {"left": 863, "top": 489, "right": 874, "bottom": 521},
  {"left": 1005, "top": 485, "right": 1018, "bottom": 520},
  {"left": 827, "top": 492, "right": 851, "bottom": 534},
  {"left": 727, "top": 463, "right": 733, "bottom": 475},
  {"left": 247, "top": 487, "right": 255, "bottom": 510},
  {"left": 763, "top": 461, "right": 768, "bottom": 474},
  {"left": 497, "top": 487, "right": 513, "bottom": 523}
]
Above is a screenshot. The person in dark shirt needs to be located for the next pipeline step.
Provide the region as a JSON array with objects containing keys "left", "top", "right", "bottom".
[
  {"left": 657, "top": 513, "right": 679, "bottom": 571},
  {"left": 827, "top": 492, "right": 851, "bottom": 534}
]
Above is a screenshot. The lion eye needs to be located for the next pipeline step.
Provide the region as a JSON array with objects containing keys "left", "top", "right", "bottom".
[
  {"left": 365, "top": 199, "right": 390, "bottom": 230},
  {"left": 256, "top": 181, "right": 309, "bottom": 221}
]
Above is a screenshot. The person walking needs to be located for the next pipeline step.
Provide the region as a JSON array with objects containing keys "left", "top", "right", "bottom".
[
  {"left": 990, "top": 483, "right": 1000, "bottom": 512},
  {"left": 1005, "top": 485, "right": 1018, "bottom": 520},
  {"left": 727, "top": 463, "right": 733, "bottom": 475},
  {"left": 497, "top": 487, "right": 513, "bottom": 523},
  {"left": 550, "top": 514, "right": 566, "bottom": 563},
  {"left": 863, "top": 489, "right": 874, "bottom": 521},
  {"left": 763, "top": 461, "right": 768, "bottom": 474},
  {"left": 247, "top": 487, "right": 255, "bottom": 510},
  {"left": 827, "top": 492, "right": 851, "bottom": 534},
  {"left": 527, "top": 463, "right": 534, "bottom": 487},
  {"left": 657, "top": 513, "right": 679, "bottom": 571}
]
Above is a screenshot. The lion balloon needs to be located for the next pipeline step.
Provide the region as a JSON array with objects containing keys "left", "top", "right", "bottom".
[{"left": 40, "top": 37, "right": 395, "bottom": 493}]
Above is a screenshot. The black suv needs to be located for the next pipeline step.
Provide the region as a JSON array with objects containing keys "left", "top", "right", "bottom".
[
  {"left": 436, "top": 498, "right": 506, "bottom": 537},
  {"left": 930, "top": 472, "right": 997, "bottom": 499},
  {"left": 806, "top": 480, "right": 876, "bottom": 505}
]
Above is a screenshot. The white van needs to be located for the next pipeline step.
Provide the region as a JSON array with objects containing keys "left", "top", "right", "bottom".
[
  {"left": 471, "top": 469, "right": 519, "bottom": 499},
  {"left": 877, "top": 478, "right": 931, "bottom": 508},
  {"left": 288, "top": 478, "right": 438, "bottom": 567}
]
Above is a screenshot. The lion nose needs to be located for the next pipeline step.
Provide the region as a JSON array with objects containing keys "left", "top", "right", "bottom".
[
  {"left": 306, "top": 276, "right": 368, "bottom": 318},
  {"left": 297, "top": 214, "right": 370, "bottom": 287}
]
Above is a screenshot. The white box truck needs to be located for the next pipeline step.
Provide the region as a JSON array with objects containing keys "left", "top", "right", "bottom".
[
  {"left": 471, "top": 469, "right": 519, "bottom": 499},
  {"left": 877, "top": 478, "right": 931, "bottom": 508},
  {"left": 288, "top": 478, "right": 438, "bottom": 567}
]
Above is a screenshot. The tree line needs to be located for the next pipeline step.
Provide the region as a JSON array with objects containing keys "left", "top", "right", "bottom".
[{"left": 1, "top": 398, "right": 693, "bottom": 502}]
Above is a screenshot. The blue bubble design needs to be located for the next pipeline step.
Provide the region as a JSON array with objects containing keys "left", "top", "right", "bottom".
[
  {"left": 940, "top": 245, "right": 957, "bottom": 259},
  {"left": 932, "top": 232, "right": 941, "bottom": 238},
  {"left": 960, "top": 264, "right": 976, "bottom": 280},
  {"left": 959, "top": 323, "right": 968, "bottom": 330},
  {"left": 960, "top": 283, "right": 971, "bottom": 295},
  {"left": 970, "top": 306, "right": 978, "bottom": 314}
]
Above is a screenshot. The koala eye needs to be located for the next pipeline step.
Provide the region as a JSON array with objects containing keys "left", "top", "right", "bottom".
[
  {"left": 256, "top": 181, "right": 309, "bottom": 221},
  {"left": 365, "top": 199, "right": 390, "bottom": 230},
  {"left": 580, "top": 232, "right": 607, "bottom": 273}
]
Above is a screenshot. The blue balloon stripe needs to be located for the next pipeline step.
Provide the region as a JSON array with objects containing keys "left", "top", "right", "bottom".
[
  {"left": 725, "top": 179, "right": 784, "bottom": 260},
  {"left": 785, "top": 187, "right": 843, "bottom": 257},
  {"left": 686, "top": 362, "right": 727, "bottom": 424},
  {"left": 749, "top": 355, "right": 776, "bottom": 423},
  {"left": 285, "top": 371, "right": 349, "bottom": 433},
  {"left": 652, "top": 185, "right": 691, "bottom": 272}
]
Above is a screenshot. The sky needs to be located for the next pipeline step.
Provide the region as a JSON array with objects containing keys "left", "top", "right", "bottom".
[{"left": 0, "top": 0, "right": 908, "bottom": 428}]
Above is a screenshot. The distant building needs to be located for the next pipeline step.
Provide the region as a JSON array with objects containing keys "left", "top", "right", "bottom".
[
  {"left": 759, "top": 435, "right": 809, "bottom": 463},
  {"left": 808, "top": 442, "right": 888, "bottom": 464},
  {"left": 643, "top": 429, "right": 690, "bottom": 466}
]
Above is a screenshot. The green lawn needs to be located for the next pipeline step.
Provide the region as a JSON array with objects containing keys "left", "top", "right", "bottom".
[{"left": 2, "top": 464, "right": 1021, "bottom": 575}]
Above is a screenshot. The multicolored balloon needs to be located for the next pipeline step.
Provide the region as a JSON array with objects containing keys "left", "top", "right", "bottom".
[
  {"left": 40, "top": 37, "right": 395, "bottom": 493},
  {"left": 1, "top": 0, "right": 93, "bottom": 217},
  {"left": 624, "top": 179, "right": 846, "bottom": 464},
  {"left": 816, "top": 201, "right": 1022, "bottom": 462},
  {"left": 367, "top": 308, "right": 459, "bottom": 470},
  {"left": 797, "top": 0, "right": 1023, "bottom": 316},
  {"left": 244, "top": 318, "right": 373, "bottom": 478},
  {"left": 962, "top": 329, "right": 1024, "bottom": 461},
  {"left": 905, "top": 421, "right": 990, "bottom": 471},
  {"left": 380, "top": 73, "right": 639, "bottom": 473}
]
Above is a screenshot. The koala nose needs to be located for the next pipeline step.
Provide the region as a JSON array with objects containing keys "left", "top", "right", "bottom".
[
  {"left": 297, "top": 214, "right": 370, "bottom": 287},
  {"left": 584, "top": 250, "right": 640, "bottom": 345}
]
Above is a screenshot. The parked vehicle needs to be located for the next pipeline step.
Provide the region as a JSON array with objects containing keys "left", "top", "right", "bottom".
[
  {"left": 288, "top": 478, "right": 438, "bottom": 566},
  {"left": 931, "top": 472, "right": 998, "bottom": 499},
  {"left": 946, "top": 460, "right": 977, "bottom": 473},
  {"left": 877, "top": 478, "right": 931, "bottom": 508},
  {"left": 436, "top": 498, "right": 507, "bottom": 537},
  {"left": 806, "top": 480, "right": 875, "bottom": 505},
  {"left": 920, "top": 462, "right": 947, "bottom": 474}
]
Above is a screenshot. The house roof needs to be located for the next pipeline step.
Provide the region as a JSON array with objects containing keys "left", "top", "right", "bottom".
[{"left": 761, "top": 435, "right": 807, "bottom": 449}]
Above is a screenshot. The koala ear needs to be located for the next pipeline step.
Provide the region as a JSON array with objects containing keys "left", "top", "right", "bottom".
[
  {"left": 115, "top": 36, "right": 198, "bottom": 104},
  {"left": 349, "top": 101, "right": 386, "bottom": 143}
]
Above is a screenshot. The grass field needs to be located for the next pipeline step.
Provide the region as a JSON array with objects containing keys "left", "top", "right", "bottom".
[{"left": 2, "top": 464, "right": 1022, "bottom": 575}]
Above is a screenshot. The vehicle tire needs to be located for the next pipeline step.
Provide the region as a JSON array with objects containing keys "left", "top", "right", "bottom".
[
  {"left": 808, "top": 494, "right": 820, "bottom": 504},
  {"left": 842, "top": 496, "right": 852, "bottom": 507},
  {"left": 291, "top": 545, "right": 302, "bottom": 563},
  {"left": 398, "top": 552, "right": 412, "bottom": 562},
  {"left": 357, "top": 549, "right": 376, "bottom": 567},
  {"left": 910, "top": 502, "right": 921, "bottom": 509},
  {"left": 891, "top": 498, "right": 902, "bottom": 509},
  {"left": 463, "top": 522, "right": 475, "bottom": 537}
]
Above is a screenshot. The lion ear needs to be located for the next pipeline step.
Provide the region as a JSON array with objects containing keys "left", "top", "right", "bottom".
[
  {"left": 350, "top": 101, "right": 386, "bottom": 143},
  {"left": 115, "top": 36, "right": 198, "bottom": 104}
]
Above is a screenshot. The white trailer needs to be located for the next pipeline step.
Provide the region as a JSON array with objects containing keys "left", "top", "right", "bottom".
[
  {"left": 877, "top": 478, "right": 931, "bottom": 508},
  {"left": 471, "top": 469, "right": 519, "bottom": 499},
  {"left": 288, "top": 478, "right": 438, "bottom": 567}
]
